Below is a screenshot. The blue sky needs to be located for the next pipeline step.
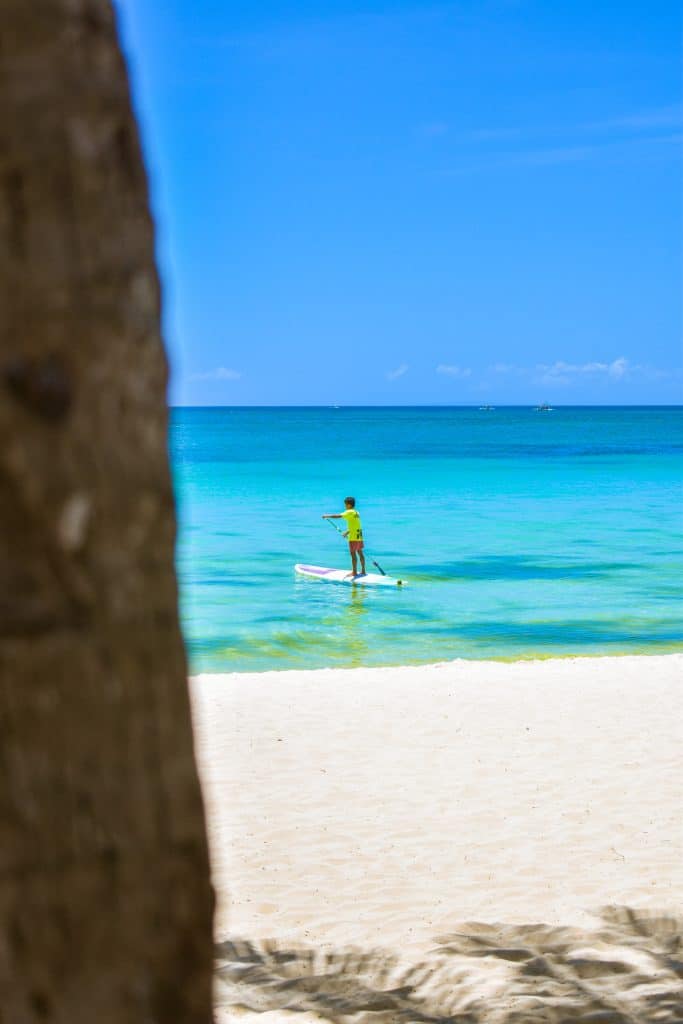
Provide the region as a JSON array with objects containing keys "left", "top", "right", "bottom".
[{"left": 115, "top": 0, "right": 682, "bottom": 405}]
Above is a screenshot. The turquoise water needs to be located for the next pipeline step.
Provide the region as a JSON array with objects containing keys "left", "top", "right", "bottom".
[{"left": 171, "top": 407, "right": 683, "bottom": 673}]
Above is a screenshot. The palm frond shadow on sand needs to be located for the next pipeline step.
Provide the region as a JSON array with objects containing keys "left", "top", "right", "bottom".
[{"left": 214, "top": 905, "right": 683, "bottom": 1023}]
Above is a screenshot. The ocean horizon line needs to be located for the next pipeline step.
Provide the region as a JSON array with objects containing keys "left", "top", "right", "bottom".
[{"left": 170, "top": 402, "right": 683, "bottom": 410}]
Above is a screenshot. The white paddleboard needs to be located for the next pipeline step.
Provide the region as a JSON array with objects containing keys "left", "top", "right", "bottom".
[{"left": 295, "top": 563, "right": 406, "bottom": 587}]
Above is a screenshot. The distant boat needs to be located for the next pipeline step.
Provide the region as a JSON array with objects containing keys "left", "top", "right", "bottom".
[
  {"left": 479, "top": 405, "right": 495, "bottom": 411},
  {"left": 534, "top": 403, "right": 553, "bottom": 412}
]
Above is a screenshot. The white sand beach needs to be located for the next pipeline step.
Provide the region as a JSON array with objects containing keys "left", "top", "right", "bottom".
[{"left": 191, "top": 655, "right": 683, "bottom": 1020}]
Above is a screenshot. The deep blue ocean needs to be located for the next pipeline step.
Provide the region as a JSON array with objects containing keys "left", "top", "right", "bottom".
[{"left": 170, "top": 406, "right": 683, "bottom": 673}]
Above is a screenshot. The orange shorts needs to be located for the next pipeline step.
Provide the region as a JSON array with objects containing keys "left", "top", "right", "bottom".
[{"left": 349, "top": 540, "right": 364, "bottom": 553}]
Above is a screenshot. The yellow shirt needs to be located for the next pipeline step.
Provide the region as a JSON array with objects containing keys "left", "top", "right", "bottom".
[{"left": 341, "top": 508, "right": 363, "bottom": 541}]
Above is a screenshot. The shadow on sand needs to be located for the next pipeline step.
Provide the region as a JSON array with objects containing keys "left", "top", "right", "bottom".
[{"left": 215, "top": 905, "right": 683, "bottom": 1022}]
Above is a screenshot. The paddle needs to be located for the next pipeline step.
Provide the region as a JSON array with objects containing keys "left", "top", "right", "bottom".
[{"left": 324, "top": 517, "right": 387, "bottom": 576}]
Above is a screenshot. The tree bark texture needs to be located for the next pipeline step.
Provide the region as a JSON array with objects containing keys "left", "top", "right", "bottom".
[{"left": 0, "top": 2, "right": 214, "bottom": 1021}]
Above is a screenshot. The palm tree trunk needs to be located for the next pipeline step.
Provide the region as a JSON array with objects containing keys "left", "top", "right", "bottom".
[{"left": 0, "top": 2, "right": 214, "bottom": 1020}]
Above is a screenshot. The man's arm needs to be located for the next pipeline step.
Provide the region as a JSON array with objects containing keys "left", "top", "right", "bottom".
[{"left": 322, "top": 513, "right": 344, "bottom": 519}]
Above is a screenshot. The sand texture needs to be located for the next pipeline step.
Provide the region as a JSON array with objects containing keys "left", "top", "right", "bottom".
[{"left": 190, "top": 655, "right": 683, "bottom": 1021}]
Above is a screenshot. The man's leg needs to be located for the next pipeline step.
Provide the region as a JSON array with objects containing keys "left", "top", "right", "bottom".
[
  {"left": 349, "top": 545, "right": 358, "bottom": 576},
  {"left": 358, "top": 546, "right": 366, "bottom": 575}
]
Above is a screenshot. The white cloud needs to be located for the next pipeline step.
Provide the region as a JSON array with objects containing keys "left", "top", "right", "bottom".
[
  {"left": 491, "top": 362, "right": 526, "bottom": 375},
  {"left": 483, "top": 356, "right": 678, "bottom": 390},
  {"left": 386, "top": 363, "right": 409, "bottom": 381},
  {"left": 437, "top": 364, "right": 471, "bottom": 378},
  {"left": 536, "top": 369, "right": 572, "bottom": 387},
  {"left": 190, "top": 367, "right": 242, "bottom": 381},
  {"left": 607, "top": 357, "right": 628, "bottom": 378},
  {"left": 536, "top": 357, "right": 630, "bottom": 382}
]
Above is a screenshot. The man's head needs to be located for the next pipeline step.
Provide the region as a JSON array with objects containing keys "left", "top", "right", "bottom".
[{"left": 344, "top": 496, "right": 356, "bottom": 509}]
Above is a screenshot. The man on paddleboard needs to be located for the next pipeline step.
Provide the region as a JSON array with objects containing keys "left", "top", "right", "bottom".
[{"left": 322, "top": 497, "right": 366, "bottom": 577}]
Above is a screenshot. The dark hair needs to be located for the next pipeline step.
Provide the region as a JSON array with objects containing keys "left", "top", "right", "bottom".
[{"left": 344, "top": 496, "right": 356, "bottom": 507}]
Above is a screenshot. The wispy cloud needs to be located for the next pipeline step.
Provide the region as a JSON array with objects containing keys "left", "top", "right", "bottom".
[
  {"left": 583, "top": 104, "right": 683, "bottom": 133},
  {"left": 207, "top": 6, "right": 450, "bottom": 59},
  {"left": 492, "top": 362, "right": 526, "bottom": 375},
  {"left": 489, "top": 357, "right": 679, "bottom": 387},
  {"left": 452, "top": 104, "right": 683, "bottom": 172},
  {"left": 387, "top": 363, "right": 409, "bottom": 381},
  {"left": 532, "top": 357, "right": 637, "bottom": 386},
  {"left": 520, "top": 133, "right": 681, "bottom": 167},
  {"left": 540, "top": 358, "right": 630, "bottom": 378},
  {"left": 536, "top": 357, "right": 629, "bottom": 384},
  {"left": 467, "top": 105, "right": 682, "bottom": 146},
  {"left": 437, "top": 363, "right": 471, "bottom": 378},
  {"left": 190, "top": 366, "right": 242, "bottom": 381},
  {"left": 466, "top": 127, "right": 522, "bottom": 142},
  {"left": 421, "top": 121, "right": 450, "bottom": 137},
  {"left": 505, "top": 145, "right": 595, "bottom": 167}
]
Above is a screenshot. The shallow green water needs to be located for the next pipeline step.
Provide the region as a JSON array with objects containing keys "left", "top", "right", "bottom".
[{"left": 171, "top": 406, "right": 683, "bottom": 672}]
